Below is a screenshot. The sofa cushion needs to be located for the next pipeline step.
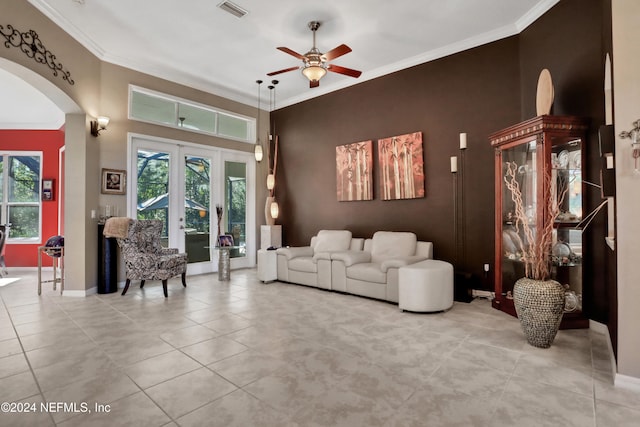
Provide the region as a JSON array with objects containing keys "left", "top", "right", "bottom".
[
  {"left": 313, "top": 230, "right": 353, "bottom": 253},
  {"left": 289, "top": 257, "right": 317, "bottom": 273},
  {"left": 370, "top": 231, "right": 417, "bottom": 264},
  {"left": 347, "top": 263, "right": 387, "bottom": 284}
]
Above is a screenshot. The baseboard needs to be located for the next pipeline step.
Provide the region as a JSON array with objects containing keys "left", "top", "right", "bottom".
[
  {"left": 589, "top": 320, "right": 640, "bottom": 391},
  {"left": 615, "top": 373, "right": 640, "bottom": 392},
  {"left": 590, "top": 320, "right": 618, "bottom": 382},
  {"left": 589, "top": 319, "right": 609, "bottom": 334},
  {"left": 471, "top": 289, "right": 494, "bottom": 299},
  {"left": 61, "top": 289, "right": 89, "bottom": 297}
]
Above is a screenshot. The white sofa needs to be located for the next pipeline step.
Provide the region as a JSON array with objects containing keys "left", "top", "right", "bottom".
[
  {"left": 276, "top": 230, "right": 364, "bottom": 289},
  {"left": 331, "top": 231, "right": 433, "bottom": 302},
  {"left": 277, "top": 230, "right": 434, "bottom": 304}
]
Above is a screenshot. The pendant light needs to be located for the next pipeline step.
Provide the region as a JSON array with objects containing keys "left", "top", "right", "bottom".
[{"left": 254, "top": 80, "right": 263, "bottom": 162}]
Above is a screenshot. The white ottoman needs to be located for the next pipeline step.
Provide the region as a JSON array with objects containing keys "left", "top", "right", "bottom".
[{"left": 399, "top": 259, "right": 454, "bottom": 312}]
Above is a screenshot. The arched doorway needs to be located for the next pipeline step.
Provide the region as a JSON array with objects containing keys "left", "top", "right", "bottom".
[{"left": 0, "top": 58, "right": 93, "bottom": 294}]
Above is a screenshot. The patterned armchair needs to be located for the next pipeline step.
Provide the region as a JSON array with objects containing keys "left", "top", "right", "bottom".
[{"left": 114, "top": 219, "right": 187, "bottom": 298}]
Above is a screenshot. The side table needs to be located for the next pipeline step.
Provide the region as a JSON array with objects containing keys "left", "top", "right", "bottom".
[{"left": 257, "top": 249, "right": 277, "bottom": 283}]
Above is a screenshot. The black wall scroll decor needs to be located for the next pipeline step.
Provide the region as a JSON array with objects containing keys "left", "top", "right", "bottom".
[{"left": 0, "top": 24, "right": 75, "bottom": 85}]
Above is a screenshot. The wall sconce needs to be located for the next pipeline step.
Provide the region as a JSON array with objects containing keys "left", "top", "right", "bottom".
[
  {"left": 459, "top": 133, "right": 467, "bottom": 150},
  {"left": 90, "top": 116, "right": 109, "bottom": 137},
  {"left": 450, "top": 156, "right": 458, "bottom": 173},
  {"left": 619, "top": 119, "right": 640, "bottom": 173}
]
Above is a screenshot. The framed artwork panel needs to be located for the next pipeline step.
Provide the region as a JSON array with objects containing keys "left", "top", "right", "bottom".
[
  {"left": 378, "top": 131, "right": 424, "bottom": 200},
  {"left": 336, "top": 140, "right": 373, "bottom": 201},
  {"left": 101, "top": 168, "right": 126, "bottom": 195}
]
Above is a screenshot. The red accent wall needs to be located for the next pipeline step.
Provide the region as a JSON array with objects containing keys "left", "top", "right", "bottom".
[{"left": 0, "top": 129, "right": 64, "bottom": 267}]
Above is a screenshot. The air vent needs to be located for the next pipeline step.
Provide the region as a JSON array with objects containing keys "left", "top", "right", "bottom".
[{"left": 217, "top": 1, "right": 248, "bottom": 18}]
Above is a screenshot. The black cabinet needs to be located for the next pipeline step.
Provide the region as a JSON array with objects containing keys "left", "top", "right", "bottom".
[{"left": 98, "top": 223, "right": 118, "bottom": 294}]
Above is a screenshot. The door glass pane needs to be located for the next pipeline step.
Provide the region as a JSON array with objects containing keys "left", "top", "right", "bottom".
[
  {"left": 136, "top": 150, "right": 170, "bottom": 247},
  {"left": 184, "top": 156, "right": 211, "bottom": 264},
  {"left": 225, "top": 161, "right": 246, "bottom": 258}
]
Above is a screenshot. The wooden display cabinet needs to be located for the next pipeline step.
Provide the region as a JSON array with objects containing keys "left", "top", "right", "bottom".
[{"left": 490, "top": 115, "right": 589, "bottom": 329}]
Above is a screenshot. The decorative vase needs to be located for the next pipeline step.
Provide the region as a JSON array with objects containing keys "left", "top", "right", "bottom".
[
  {"left": 265, "top": 196, "right": 276, "bottom": 226},
  {"left": 513, "top": 277, "right": 565, "bottom": 348}
]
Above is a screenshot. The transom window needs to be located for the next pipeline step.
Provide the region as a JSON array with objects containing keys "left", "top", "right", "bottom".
[
  {"left": 0, "top": 152, "right": 42, "bottom": 242},
  {"left": 129, "top": 85, "right": 255, "bottom": 143}
]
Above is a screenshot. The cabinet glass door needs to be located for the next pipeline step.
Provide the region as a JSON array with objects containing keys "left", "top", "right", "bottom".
[
  {"left": 500, "top": 138, "right": 538, "bottom": 299},
  {"left": 551, "top": 136, "right": 583, "bottom": 313}
]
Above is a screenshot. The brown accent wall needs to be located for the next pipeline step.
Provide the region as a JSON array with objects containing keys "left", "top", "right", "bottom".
[
  {"left": 272, "top": 0, "right": 614, "bottom": 333},
  {"left": 273, "top": 36, "right": 521, "bottom": 278}
]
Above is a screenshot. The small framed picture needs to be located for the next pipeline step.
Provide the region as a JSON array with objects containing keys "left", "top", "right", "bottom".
[
  {"left": 217, "top": 234, "right": 234, "bottom": 247},
  {"left": 42, "top": 179, "right": 54, "bottom": 201},
  {"left": 101, "top": 169, "right": 126, "bottom": 195}
]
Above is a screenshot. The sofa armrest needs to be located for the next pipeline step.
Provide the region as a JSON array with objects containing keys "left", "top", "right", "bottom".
[
  {"left": 380, "top": 256, "right": 428, "bottom": 272},
  {"left": 331, "top": 250, "right": 371, "bottom": 266},
  {"left": 313, "top": 252, "right": 332, "bottom": 261},
  {"left": 276, "top": 246, "right": 313, "bottom": 260},
  {"left": 160, "top": 248, "right": 178, "bottom": 255},
  {"left": 416, "top": 241, "right": 433, "bottom": 259}
]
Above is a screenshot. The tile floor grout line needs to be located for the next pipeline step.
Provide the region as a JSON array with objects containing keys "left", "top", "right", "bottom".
[
  {"left": 1, "top": 270, "right": 632, "bottom": 425},
  {"left": 0, "top": 291, "right": 56, "bottom": 426}
]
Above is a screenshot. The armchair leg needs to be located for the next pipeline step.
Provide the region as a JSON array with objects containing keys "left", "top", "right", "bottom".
[
  {"left": 162, "top": 279, "right": 168, "bottom": 298},
  {"left": 182, "top": 273, "right": 187, "bottom": 287},
  {"left": 122, "top": 279, "right": 131, "bottom": 296},
  {"left": 140, "top": 280, "right": 145, "bottom": 289}
]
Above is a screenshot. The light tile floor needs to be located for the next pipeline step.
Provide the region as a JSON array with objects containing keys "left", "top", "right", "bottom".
[{"left": 0, "top": 270, "right": 638, "bottom": 426}]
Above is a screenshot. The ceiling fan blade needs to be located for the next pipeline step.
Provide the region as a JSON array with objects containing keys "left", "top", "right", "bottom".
[
  {"left": 267, "top": 66, "right": 300, "bottom": 76},
  {"left": 327, "top": 64, "right": 362, "bottom": 78},
  {"left": 310, "top": 80, "right": 320, "bottom": 88},
  {"left": 323, "top": 44, "right": 352, "bottom": 61},
  {"left": 276, "top": 47, "right": 306, "bottom": 60}
]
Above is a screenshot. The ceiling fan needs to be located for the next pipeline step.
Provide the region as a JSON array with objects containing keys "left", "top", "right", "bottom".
[{"left": 267, "top": 21, "right": 362, "bottom": 88}]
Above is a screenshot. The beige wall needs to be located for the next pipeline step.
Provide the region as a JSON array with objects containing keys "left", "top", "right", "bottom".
[
  {"left": 612, "top": 0, "right": 640, "bottom": 382},
  {"left": 1, "top": 0, "right": 269, "bottom": 291},
  {"left": 1, "top": 0, "right": 102, "bottom": 291},
  {"left": 96, "top": 61, "right": 269, "bottom": 222}
]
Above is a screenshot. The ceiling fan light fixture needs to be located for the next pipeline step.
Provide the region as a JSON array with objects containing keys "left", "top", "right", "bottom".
[{"left": 302, "top": 65, "right": 327, "bottom": 82}]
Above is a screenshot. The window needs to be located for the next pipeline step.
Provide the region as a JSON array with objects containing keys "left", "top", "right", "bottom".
[
  {"left": 0, "top": 153, "right": 42, "bottom": 242},
  {"left": 129, "top": 85, "right": 255, "bottom": 143}
]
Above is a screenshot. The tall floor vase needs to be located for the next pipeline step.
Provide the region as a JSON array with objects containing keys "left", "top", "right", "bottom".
[{"left": 513, "top": 277, "right": 565, "bottom": 348}]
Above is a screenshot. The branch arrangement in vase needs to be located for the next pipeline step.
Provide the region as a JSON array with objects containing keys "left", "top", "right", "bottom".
[{"left": 503, "top": 162, "right": 567, "bottom": 281}]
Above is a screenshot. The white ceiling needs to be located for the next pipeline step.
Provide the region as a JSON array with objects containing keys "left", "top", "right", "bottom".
[
  {"left": 3, "top": 0, "right": 559, "bottom": 129},
  {"left": 0, "top": 67, "right": 65, "bottom": 129}
]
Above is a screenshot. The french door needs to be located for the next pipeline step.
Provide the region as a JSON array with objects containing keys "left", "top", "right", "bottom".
[{"left": 128, "top": 135, "right": 255, "bottom": 274}]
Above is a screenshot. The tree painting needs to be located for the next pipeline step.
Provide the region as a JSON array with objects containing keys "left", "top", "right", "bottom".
[
  {"left": 378, "top": 131, "right": 424, "bottom": 200},
  {"left": 336, "top": 140, "right": 373, "bottom": 201}
]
